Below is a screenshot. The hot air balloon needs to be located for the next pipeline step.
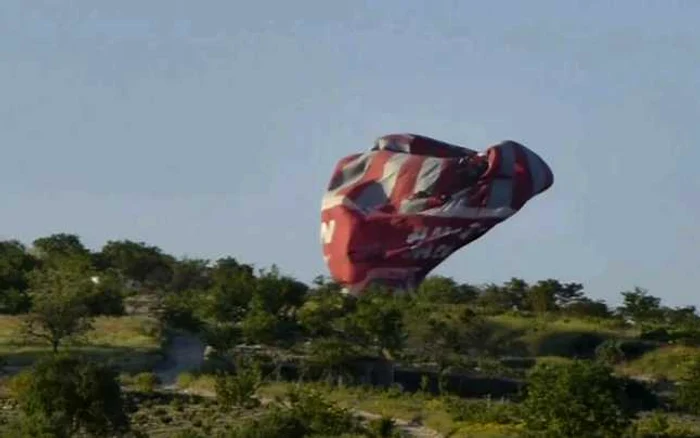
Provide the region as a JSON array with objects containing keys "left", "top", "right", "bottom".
[{"left": 320, "top": 133, "right": 553, "bottom": 296}]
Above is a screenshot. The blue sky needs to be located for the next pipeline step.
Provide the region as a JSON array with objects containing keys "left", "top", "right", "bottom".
[{"left": 2, "top": 1, "right": 699, "bottom": 307}]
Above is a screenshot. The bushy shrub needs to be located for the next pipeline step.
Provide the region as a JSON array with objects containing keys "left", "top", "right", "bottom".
[
  {"left": 173, "top": 430, "right": 207, "bottom": 438},
  {"left": 442, "top": 395, "right": 522, "bottom": 425},
  {"left": 285, "top": 386, "right": 360, "bottom": 436},
  {"left": 521, "top": 360, "right": 633, "bottom": 438},
  {"left": 230, "top": 406, "right": 305, "bottom": 438},
  {"left": 10, "top": 353, "right": 131, "bottom": 437},
  {"left": 176, "top": 371, "right": 196, "bottom": 390},
  {"left": 366, "top": 416, "right": 402, "bottom": 438},
  {"left": 596, "top": 339, "right": 626, "bottom": 365},
  {"left": 215, "top": 359, "right": 263, "bottom": 409},
  {"left": 230, "top": 386, "right": 362, "bottom": 438},
  {"left": 633, "top": 411, "right": 700, "bottom": 438},
  {"left": 132, "top": 372, "right": 161, "bottom": 393},
  {"left": 674, "top": 356, "right": 700, "bottom": 415}
]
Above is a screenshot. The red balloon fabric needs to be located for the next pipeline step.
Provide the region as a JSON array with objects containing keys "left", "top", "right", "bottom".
[{"left": 320, "top": 134, "right": 554, "bottom": 296}]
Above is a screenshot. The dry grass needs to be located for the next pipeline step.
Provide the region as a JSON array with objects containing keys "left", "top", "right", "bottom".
[
  {"left": 618, "top": 345, "right": 700, "bottom": 381},
  {"left": 258, "top": 381, "right": 521, "bottom": 437},
  {"left": 488, "top": 314, "right": 636, "bottom": 338},
  {"left": 0, "top": 315, "right": 164, "bottom": 370}
]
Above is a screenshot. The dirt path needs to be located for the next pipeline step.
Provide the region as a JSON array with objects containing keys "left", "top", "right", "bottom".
[{"left": 154, "top": 334, "right": 444, "bottom": 438}]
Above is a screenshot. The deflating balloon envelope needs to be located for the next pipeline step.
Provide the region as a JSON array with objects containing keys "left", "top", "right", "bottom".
[{"left": 320, "top": 133, "right": 553, "bottom": 296}]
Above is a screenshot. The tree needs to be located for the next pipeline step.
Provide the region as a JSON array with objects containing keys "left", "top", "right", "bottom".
[
  {"left": 563, "top": 297, "right": 611, "bottom": 319},
  {"left": 0, "top": 240, "right": 37, "bottom": 314},
  {"left": 0, "top": 240, "right": 37, "bottom": 290},
  {"left": 83, "top": 268, "right": 126, "bottom": 316},
  {"left": 552, "top": 280, "right": 585, "bottom": 308},
  {"left": 521, "top": 360, "right": 633, "bottom": 438},
  {"left": 618, "top": 287, "right": 663, "bottom": 324},
  {"left": 169, "top": 257, "right": 213, "bottom": 293},
  {"left": 663, "top": 305, "right": 700, "bottom": 329},
  {"left": 503, "top": 277, "right": 529, "bottom": 308},
  {"left": 9, "top": 354, "right": 130, "bottom": 437},
  {"left": 161, "top": 288, "right": 208, "bottom": 332},
  {"left": 307, "top": 336, "right": 361, "bottom": 385},
  {"left": 526, "top": 281, "right": 557, "bottom": 314},
  {"left": 525, "top": 279, "right": 585, "bottom": 314},
  {"left": 215, "top": 356, "right": 264, "bottom": 410},
  {"left": 21, "top": 265, "right": 95, "bottom": 352},
  {"left": 32, "top": 233, "right": 90, "bottom": 261},
  {"left": 458, "top": 309, "right": 526, "bottom": 358},
  {"left": 415, "top": 275, "right": 478, "bottom": 304},
  {"left": 200, "top": 321, "right": 241, "bottom": 353},
  {"left": 476, "top": 282, "right": 522, "bottom": 313},
  {"left": 207, "top": 263, "right": 257, "bottom": 323},
  {"left": 253, "top": 266, "right": 308, "bottom": 317},
  {"left": 403, "top": 304, "right": 472, "bottom": 391},
  {"left": 241, "top": 297, "right": 282, "bottom": 346},
  {"left": 298, "top": 289, "right": 352, "bottom": 338},
  {"left": 344, "top": 288, "right": 406, "bottom": 359},
  {"left": 211, "top": 257, "right": 254, "bottom": 282},
  {"left": 98, "top": 239, "right": 174, "bottom": 287}
]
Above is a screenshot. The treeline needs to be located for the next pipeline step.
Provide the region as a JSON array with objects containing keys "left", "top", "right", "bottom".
[
  {"left": 3, "top": 233, "right": 700, "bottom": 365},
  {"left": 1, "top": 232, "right": 696, "bottom": 323}
]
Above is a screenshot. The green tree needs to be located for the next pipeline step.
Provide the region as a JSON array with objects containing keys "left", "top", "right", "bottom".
[
  {"left": 0, "top": 240, "right": 36, "bottom": 288},
  {"left": 503, "top": 277, "right": 529, "bottom": 309},
  {"left": 525, "top": 279, "right": 585, "bottom": 314},
  {"left": 83, "top": 269, "right": 126, "bottom": 316},
  {"left": 207, "top": 258, "right": 257, "bottom": 322},
  {"left": 663, "top": 305, "right": 700, "bottom": 329},
  {"left": 553, "top": 280, "right": 585, "bottom": 307},
  {"left": 98, "top": 239, "right": 174, "bottom": 287},
  {"left": 0, "top": 240, "right": 38, "bottom": 314},
  {"left": 595, "top": 340, "right": 626, "bottom": 366},
  {"left": 563, "top": 297, "right": 612, "bottom": 319},
  {"left": 231, "top": 386, "right": 362, "bottom": 438},
  {"left": 10, "top": 354, "right": 130, "bottom": 438},
  {"left": 307, "top": 336, "right": 361, "bottom": 385},
  {"left": 618, "top": 287, "right": 663, "bottom": 324},
  {"left": 254, "top": 266, "right": 308, "bottom": 315},
  {"left": 241, "top": 297, "right": 281, "bottom": 346},
  {"left": 476, "top": 282, "right": 522, "bottom": 313},
  {"left": 459, "top": 309, "right": 525, "bottom": 358},
  {"left": 526, "top": 281, "right": 557, "bottom": 314},
  {"left": 521, "top": 360, "right": 633, "bottom": 438},
  {"left": 344, "top": 288, "right": 406, "bottom": 359},
  {"left": 298, "top": 288, "right": 352, "bottom": 338},
  {"left": 403, "top": 304, "right": 472, "bottom": 391},
  {"left": 32, "top": 233, "right": 90, "bottom": 262},
  {"left": 244, "top": 267, "right": 307, "bottom": 346},
  {"left": 415, "top": 275, "right": 478, "bottom": 304},
  {"left": 21, "top": 265, "right": 95, "bottom": 352},
  {"left": 200, "top": 321, "right": 241, "bottom": 353},
  {"left": 168, "top": 257, "right": 213, "bottom": 293},
  {"left": 215, "top": 357, "right": 263, "bottom": 410}
]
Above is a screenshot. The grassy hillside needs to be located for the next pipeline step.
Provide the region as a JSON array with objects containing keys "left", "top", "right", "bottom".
[
  {"left": 619, "top": 345, "right": 700, "bottom": 381},
  {"left": 0, "top": 315, "right": 165, "bottom": 371}
]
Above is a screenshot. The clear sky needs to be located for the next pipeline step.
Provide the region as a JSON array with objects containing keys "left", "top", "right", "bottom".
[{"left": 2, "top": 1, "right": 699, "bottom": 307}]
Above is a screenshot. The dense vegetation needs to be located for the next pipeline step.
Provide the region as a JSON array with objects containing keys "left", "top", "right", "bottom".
[{"left": 1, "top": 233, "right": 700, "bottom": 437}]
